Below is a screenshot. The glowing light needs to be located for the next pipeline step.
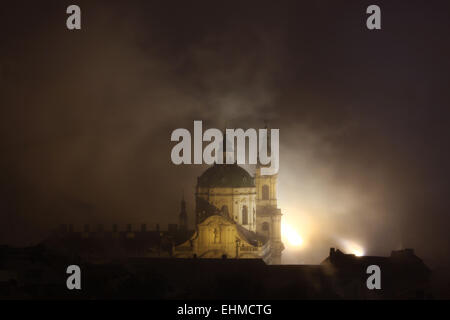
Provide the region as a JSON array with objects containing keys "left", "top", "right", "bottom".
[
  {"left": 339, "top": 239, "right": 365, "bottom": 257},
  {"left": 350, "top": 246, "right": 364, "bottom": 257},
  {"left": 281, "top": 222, "right": 304, "bottom": 247}
]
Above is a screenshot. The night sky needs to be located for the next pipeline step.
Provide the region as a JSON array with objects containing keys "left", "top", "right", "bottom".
[{"left": 1, "top": 0, "right": 450, "bottom": 267}]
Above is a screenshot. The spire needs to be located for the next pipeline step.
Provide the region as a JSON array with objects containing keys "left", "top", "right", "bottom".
[
  {"left": 179, "top": 192, "right": 188, "bottom": 231},
  {"left": 180, "top": 191, "right": 186, "bottom": 213}
]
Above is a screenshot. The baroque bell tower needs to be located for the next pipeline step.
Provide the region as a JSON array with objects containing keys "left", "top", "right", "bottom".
[
  {"left": 255, "top": 123, "right": 278, "bottom": 208},
  {"left": 255, "top": 123, "right": 284, "bottom": 264}
]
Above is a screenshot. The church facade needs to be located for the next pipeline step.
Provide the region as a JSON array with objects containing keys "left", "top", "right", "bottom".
[
  {"left": 49, "top": 132, "right": 284, "bottom": 264},
  {"left": 174, "top": 159, "right": 284, "bottom": 264}
]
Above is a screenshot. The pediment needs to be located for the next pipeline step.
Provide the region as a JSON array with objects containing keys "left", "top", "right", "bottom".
[{"left": 198, "top": 214, "right": 234, "bottom": 227}]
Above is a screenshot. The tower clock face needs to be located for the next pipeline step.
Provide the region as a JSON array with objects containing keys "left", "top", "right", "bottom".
[{"left": 1, "top": 0, "right": 449, "bottom": 302}]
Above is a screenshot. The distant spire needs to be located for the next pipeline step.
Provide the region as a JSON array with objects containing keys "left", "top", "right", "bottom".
[
  {"left": 180, "top": 191, "right": 186, "bottom": 209},
  {"left": 179, "top": 191, "right": 187, "bottom": 231}
]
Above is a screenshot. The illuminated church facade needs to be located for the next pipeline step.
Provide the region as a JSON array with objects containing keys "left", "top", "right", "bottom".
[
  {"left": 50, "top": 133, "right": 284, "bottom": 264},
  {"left": 173, "top": 140, "right": 284, "bottom": 264}
]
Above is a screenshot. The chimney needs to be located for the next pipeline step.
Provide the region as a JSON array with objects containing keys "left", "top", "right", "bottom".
[{"left": 330, "top": 248, "right": 336, "bottom": 257}]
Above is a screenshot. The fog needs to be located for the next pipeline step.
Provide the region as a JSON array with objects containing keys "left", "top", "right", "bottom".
[{"left": 1, "top": 0, "right": 449, "bottom": 267}]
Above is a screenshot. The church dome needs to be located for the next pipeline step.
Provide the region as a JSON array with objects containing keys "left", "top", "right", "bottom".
[{"left": 197, "top": 163, "right": 255, "bottom": 188}]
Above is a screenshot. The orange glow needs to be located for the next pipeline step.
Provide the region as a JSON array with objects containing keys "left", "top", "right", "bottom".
[
  {"left": 281, "top": 221, "right": 304, "bottom": 247},
  {"left": 340, "top": 239, "right": 365, "bottom": 257}
]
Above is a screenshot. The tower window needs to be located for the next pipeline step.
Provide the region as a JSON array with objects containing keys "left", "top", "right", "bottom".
[
  {"left": 262, "top": 222, "right": 270, "bottom": 232},
  {"left": 262, "top": 185, "right": 269, "bottom": 200},
  {"left": 242, "top": 205, "right": 248, "bottom": 225},
  {"left": 221, "top": 205, "right": 229, "bottom": 217}
]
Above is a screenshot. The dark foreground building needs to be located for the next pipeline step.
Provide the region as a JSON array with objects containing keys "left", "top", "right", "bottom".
[
  {"left": 0, "top": 244, "right": 433, "bottom": 299},
  {"left": 321, "top": 248, "right": 431, "bottom": 299}
]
